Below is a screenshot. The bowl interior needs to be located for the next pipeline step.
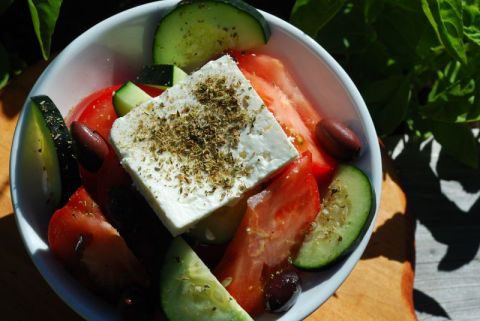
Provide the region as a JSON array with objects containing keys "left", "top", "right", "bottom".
[{"left": 10, "top": 1, "right": 382, "bottom": 321}]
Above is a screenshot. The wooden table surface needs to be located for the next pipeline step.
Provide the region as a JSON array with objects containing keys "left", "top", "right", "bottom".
[
  {"left": 0, "top": 62, "right": 418, "bottom": 321},
  {"left": 384, "top": 135, "right": 480, "bottom": 321}
]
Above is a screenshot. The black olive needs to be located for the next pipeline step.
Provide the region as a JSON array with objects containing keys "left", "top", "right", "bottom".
[
  {"left": 264, "top": 270, "right": 301, "bottom": 313},
  {"left": 315, "top": 118, "right": 362, "bottom": 161},
  {"left": 70, "top": 121, "right": 109, "bottom": 172}
]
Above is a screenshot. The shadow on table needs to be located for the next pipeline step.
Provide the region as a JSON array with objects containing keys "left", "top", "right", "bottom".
[
  {"left": 385, "top": 135, "right": 480, "bottom": 320},
  {"left": 360, "top": 148, "right": 416, "bottom": 264},
  {"left": 413, "top": 288, "right": 451, "bottom": 319},
  {"left": 362, "top": 211, "right": 414, "bottom": 263},
  {"left": 0, "top": 60, "right": 48, "bottom": 119},
  {"left": 0, "top": 213, "right": 83, "bottom": 321},
  {"left": 388, "top": 136, "right": 480, "bottom": 271}
]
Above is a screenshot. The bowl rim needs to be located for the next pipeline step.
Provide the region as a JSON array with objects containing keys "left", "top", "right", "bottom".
[{"left": 10, "top": 1, "right": 382, "bottom": 320}]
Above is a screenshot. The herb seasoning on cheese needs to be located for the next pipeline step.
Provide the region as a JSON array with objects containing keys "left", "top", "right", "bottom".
[
  {"left": 110, "top": 55, "right": 298, "bottom": 236},
  {"left": 133, "top": 76, "right": 255, "bottom": 195}
]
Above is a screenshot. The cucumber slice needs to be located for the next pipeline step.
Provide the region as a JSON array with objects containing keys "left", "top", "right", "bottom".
[
  {"left": 160, "top": 237, "right": 253, "bottom": 321},
  {"left": 28, "top": 96, "right": 80, "bottom": 205},
  {"left": 153, "top": 0, "right": 270, "bottom": 71},
  {"left": 294, "top": 165, "right": 373, "bottom": 270},
  {"left": 112, "top": 81, "right": 152, "bottom": 116},
  {"left": 136, "top": 64, "right": 188, "bottom": 89}
]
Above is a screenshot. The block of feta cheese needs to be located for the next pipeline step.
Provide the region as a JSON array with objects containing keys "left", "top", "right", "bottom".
[{"left": 110, "top": 55, "right": 299, "bottom": 236}]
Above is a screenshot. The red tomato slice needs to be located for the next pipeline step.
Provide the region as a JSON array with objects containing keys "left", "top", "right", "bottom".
[
  {"left": 48, "top": 187, "right": 148, "bottom": 291},
  {"left": 234, "top": 52, "right": 321, "bottom": 134},
  {"left": 74, "top": 85, "right": 121, "bottom": 140},
  {"left": 214, "top": 153, "right": 320, "bottom": 315},
  {"left": 67, "top": 84, "right": 163, "bottom": 139},
  {"left": 68, "top": 84, "right": 163, "bottom": 209},
  {"left": 137, "top": 84, "right": 165, "bottom": 97},
  {"left": 242, "top": 69, "right": 335, "bottom": 180},
  {"left": 69, "top": 85, "right": 128, "bottom": 208}
]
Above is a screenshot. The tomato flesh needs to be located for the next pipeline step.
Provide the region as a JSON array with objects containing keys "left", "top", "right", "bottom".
[
  {"left": 67, "top": 84, "right": 163, "bottom": 139},
  {"left": 48, "top": 187, "right": 148, "bottom": 290},
  {"left": 214, "top": 153, "right": 320, "bottom": 315},
  {"left": 241, "top": 69, "right": 335, "bottom": 180},
  {"left": 233, "top": 51, "right": 336, "bottom": 181},
  {"left": 67, "top": 84, "right": 163, "bottom": 209},
  {"left": 234, "top": 52, "right": 321, "bottom": 134}
]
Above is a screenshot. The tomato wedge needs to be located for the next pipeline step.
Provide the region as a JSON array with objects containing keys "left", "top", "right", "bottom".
[
  {"left": 214, "top": 153, "right": 320, "bottom": 315},
  {"left": 67, "top": 84, "right": 163, "bottom": 139},
  {"left": 67, "top": 84, "right": 163, "bottom": 209},
  {"left": 241, "top": 69, "right": 335, "bottom": 180},
  {"left": 233, "top": 51, "right": 336, "bottom": 181},
  {"left": 234, "top": 52, "right": 321, "bottom": 134},
  {"left": 68, "top": 85, "right": 128, "bottom": 208},
  {"left": 48, "top": 186, "right": 148, "bottom": 291}
]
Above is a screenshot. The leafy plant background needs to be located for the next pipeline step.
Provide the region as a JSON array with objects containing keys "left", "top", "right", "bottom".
[{"left": 0, "top": 0, "right": 479, "bottom": 167}]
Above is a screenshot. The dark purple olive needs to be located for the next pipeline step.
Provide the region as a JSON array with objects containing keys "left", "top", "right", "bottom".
[
  {"left": 71, "top": 121, "right": 109, "bottom": 172},
  {"left": 316, "top": 119, "right": 362, "bottom": 161},
  {"left": 118, "top": 286, "right": 151, "bottom": 321},
  {"left": 265, "top": 270, "right": 301, "bottom": 313}
]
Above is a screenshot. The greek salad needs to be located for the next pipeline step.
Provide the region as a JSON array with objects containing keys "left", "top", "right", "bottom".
[{"left": 22, "top": 1, "right": 374, "bottom": 320}]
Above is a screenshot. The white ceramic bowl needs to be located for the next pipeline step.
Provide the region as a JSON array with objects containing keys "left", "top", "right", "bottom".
[{"left": 10, "top": 1, "right": 382, "bottom": 320}]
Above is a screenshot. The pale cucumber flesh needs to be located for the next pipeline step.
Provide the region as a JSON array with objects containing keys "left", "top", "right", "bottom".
[
  {"left": 153, "top": 0, "right": 270, "bottom": 72},
  {"left": 160, "top": 237, "right": 253, "bottom": 321},
  {"left": 294, "top": 165, "right": 373, "bottom": 270}
]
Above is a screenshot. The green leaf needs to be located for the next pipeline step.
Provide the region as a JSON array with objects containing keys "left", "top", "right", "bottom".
[
  {"left": 0, "top": 0, "right": 15, "bottom": 14},
  {"left": 363, "top": 0, "right": 384, "bottom": 23},
  {"left": 406, "top": 113, "right": 434, "bottom": 138},
  {"left": 431, "top": 121, "right": 479, "bottom": 167},
  {"left": 0, "top": 41, "right": 9, "bottom": 89},
  {"left": 421, "top": 0, "right": 467, "bottom": 64},
  {"left": 370, "top": 76, "right": 412, "bottom": 135},
  {"left": 315, "top": 3, "right": 377, "bottom": 57},
  {"left": 384, "top": 0, "right": 420, "bottom": 12},
  {"left": 419, "top": 56, "right": 480, "bottom": 122},
  {"left": 420, "top": 96, "right": 480, "bottom": 123},
  {"left": 290, "top": 0, "right": 345, "bottom": 37},
  {"left": 27, "top": 0, "right": 63, "bottom": 60},
  {"left": 463, "top": 1, "right": 480, "bottom": 46},
  {"left": 363, "top": 75, "right": 404, "bottom": 104},
  {"left": 376, "top": 3, "right": 431, "bottom": 67}
]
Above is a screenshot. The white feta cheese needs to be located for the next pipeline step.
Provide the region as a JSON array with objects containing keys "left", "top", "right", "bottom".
[{"left": 110, "top": 55, "right": 298, "bottom": 236}]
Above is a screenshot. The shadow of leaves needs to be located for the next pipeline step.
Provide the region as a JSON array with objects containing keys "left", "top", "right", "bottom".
[
  {"left": 414, "top": 288, "right": 451, "bottom": 319},
  {"left": 0, "top": 59, "right": 48, "bottom": 119},
  {"left": 362, "top": 212, "right": 414, "bottom": 263},
  {"left": 387, "top": 136, "right": 480, "bottom": 271}
]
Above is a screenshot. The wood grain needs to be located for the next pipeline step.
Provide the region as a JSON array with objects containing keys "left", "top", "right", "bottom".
[{"left": 0, "top": 64, "right": 416, "bottom": 321}]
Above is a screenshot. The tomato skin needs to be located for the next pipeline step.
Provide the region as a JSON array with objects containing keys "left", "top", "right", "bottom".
[
  {"left": 71, "top": 85, "right": 120, "bottom": 140},
  {"left": 242, "top": 69, "right": 335, "bottom": 180},
  {"left": 64, "top": 85, "right": 126, "bottom": 208},
  {"left": 214, "top": 153, "right": 320, "bottom": 315},
  {"left": 48, "top": 186, "right": 104, "bottom": 264},
  {"left": 233, "top": 51, "right": 336, "bottom": 181},
  {"left": 48, "top": 187, "right": 148, "bottom": 290},
  {"left": 68, "top": 84, "right": 163, "bottom": 140},
  {"left": 68, "top": 84, "right": 163, "bottom": 209},
  {"left": 137, "top": 84, "right": 164, "bottom": 97},
  {"left": 234, "top": 52, "right": 321, "bottom": 134}
]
